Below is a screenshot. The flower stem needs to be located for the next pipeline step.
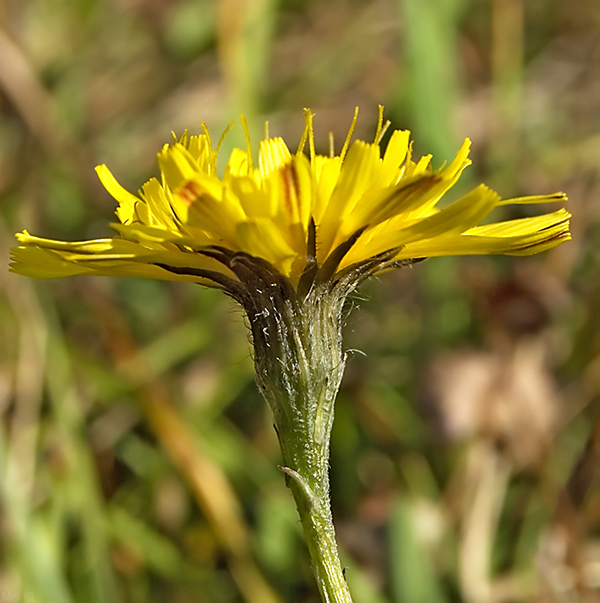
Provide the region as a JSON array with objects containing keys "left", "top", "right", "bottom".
[
  {"left": 242, "top": 269, "right": 354, "bottom": 602},
  {"left": 273, "top": 354, "right": 352, "bottom": 603},
  {"left": 279, "top": 460, "right": 352, "bottom": 603},
  {"left": 275, "top": 367, "right": 353, "bottom": 603}
]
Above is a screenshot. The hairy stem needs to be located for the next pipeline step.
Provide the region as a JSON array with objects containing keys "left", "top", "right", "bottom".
[{"left": 244, "top": 277, "right": 353, "bottom": 603}]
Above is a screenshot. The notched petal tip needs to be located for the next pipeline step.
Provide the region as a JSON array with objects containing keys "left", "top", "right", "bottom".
[
  {"left": 259, "top": 138, "right": 292, "bottom": 177},
  {"left": 9, "top": 243, "right": 90, "bottom": 279},
  {"left": 499, "top": 191, "right": 569, "bottom": 206}
]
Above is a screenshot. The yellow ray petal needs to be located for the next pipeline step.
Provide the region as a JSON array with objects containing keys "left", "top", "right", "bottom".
[
  {"left": 157, "top": 143, "right": 200, "bottom": 191},
  {"left": 317, "top": 140, "right": 382, "bottom": 260},
  {"left": 340, "top": 185, "right": 501, "bottom": 268},
  {"left": 381, "top": 130, "right": 410, "bottom": 183},
  {"left": 259, "top": 138, "right": 292, "bottom": 178},
  {"left": 467, "top": 208, "right": 570, "bottom": 237},
  {"left": 497, "top": 192, "right": 568, "bottom": 206},
  {"left": 10, "top": 245, "right": 100, "bottom": 278},
  {"left": 235, "top": 219, "right": 298, "bottom": 276},
  {"left": 312, "top": 155, "right": 342, "bottom": 225},
  {"left": 140, "top": 177, "right": 179, "bottom": 229},
  {"left": 394, "top": 209, "right": 571, "bottom": 259},
  {"left": 10, "top": 232, "right": 237, "bottom": 283},
  {"left": 95, "top": 165, "right": 140, "bottom": 225},
  {"left": 225, "top": 148, "right": 251, "bottom": 179}
]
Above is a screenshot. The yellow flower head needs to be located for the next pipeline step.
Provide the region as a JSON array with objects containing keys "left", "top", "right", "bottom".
[{"left": 11, "top": 107, "right": 570, "bottom": 296}]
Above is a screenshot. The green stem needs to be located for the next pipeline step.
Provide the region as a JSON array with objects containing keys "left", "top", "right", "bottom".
[
  {"left": 245, "top": 274, "right": 353, "bottom": 603},
  {"left": 279, "top": 462, "right": 352, "bottom": 603}
]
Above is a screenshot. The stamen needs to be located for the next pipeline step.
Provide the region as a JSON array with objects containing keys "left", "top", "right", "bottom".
[
  {"left": 200, "top": 123, "right": 214, "bottom": 172},
  {"left": 340, "top": 107, "right": 359, "bottom": 162},
  {"left": 200, "top": 123, "right": 212, "bottom": 148},
  {"left": 172, "top": 129, "right": 189, "bottom": 145},
  {"left": 308, "top": 111, "right": 315, "bottom": 163},
  {"left": 297, "top": 108, "right": 315, "bottom": 161},
  {"left": 406, "top": 141, "right": 414, "bottom": 164},
  {"left": 376, "top": 120, "right": 391, "bottom": 145},
  {"left": 264, "top": 120, "right": 269, "bottom": 140},
  {"left": 240, "top": 115, "right": 254, "bottom": 173},
  {"left": 373, "top": 106, "right": 391, "bottom": 145},
  {"left": 328, "top": 132, "right": 335, "bottom": 158},
  {"left": 215, "top": 121, "right": 234, "bottom": 157},
  {"left": 374, "top": 105, "right": 384, "bottom": 143},
  {"left": 297, "top": 109, "right": 310, "bottom": 155}
]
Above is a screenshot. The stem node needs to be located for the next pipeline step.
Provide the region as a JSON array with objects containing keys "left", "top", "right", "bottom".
[{"left": 278, "top": 465, "right": 317, "bottom": 509}]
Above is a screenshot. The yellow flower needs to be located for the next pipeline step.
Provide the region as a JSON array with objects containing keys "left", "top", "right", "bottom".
[
  {"left": 10, "top": 108, "right": 570, "bottom": 291},
  {"left": 8, "top": 108, "right": 571, "bottom": 603}
]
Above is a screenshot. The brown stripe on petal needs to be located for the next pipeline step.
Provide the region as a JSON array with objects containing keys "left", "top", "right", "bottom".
[
  {"left": 280, "top": 163, "right": 300, "bottom": 220},
  {"left": 368, "top": 174, "right": 441, "bottom": 225},
  {"left": 515, "top": 228, "right": 571, "bottom": 252},
  {"left": 177, "top": 180, "right": 203, "bottom": 206}
]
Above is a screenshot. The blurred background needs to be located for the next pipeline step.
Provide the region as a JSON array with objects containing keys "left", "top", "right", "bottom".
[{"left": 0, "top": 0, "right": 598, "bottom": 601}]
